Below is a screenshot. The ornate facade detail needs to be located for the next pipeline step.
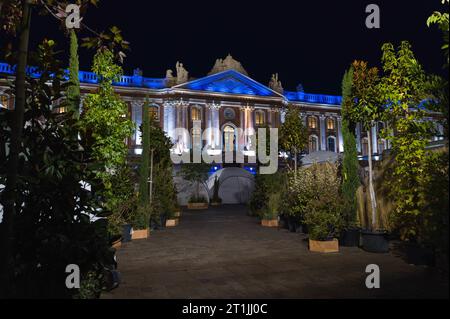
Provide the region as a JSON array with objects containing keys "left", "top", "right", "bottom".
[
  {"left": 268, "top": 73, "right": 283, "bottom": 94},
  {"left": 208, "top": 54, "right": 248, "bottom": 76},
  {"left": 175, "top": 61, "right": 189, "bottom": 84}
]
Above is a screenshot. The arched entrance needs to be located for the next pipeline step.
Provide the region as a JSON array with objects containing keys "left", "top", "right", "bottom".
[{"left": 223, "top": 124, "right": 236, "bottom": 152}]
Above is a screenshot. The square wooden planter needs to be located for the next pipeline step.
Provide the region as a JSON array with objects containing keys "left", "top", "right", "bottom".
[
  {"left": 211, "top": 201, "right": 221, "bottom": 206},
  {"left": 132, "top": 228, "right": 149, "bottom": 240},
  {"left": 261, "top": 219, "right": 278, "bottom": 227},
  {"left": 309, "top": 238, "right": 339, "bottom": 253},
  {"left": 187, "top": 202, "right": 209, "bottom": 210},
  {"left": 166, "top": 218, "right": 179, "bottom": 227}
]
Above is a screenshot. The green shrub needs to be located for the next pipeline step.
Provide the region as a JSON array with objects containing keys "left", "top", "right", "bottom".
[
  {"left": 262, "top": 192, "right": 281, "bottom": 220},
  {"left": 188, "top": 195, "right": 208, "bottom": 203},
  {"left": 249, "top": 172, "right": 285, "bottom": 217},
  {"left": 132, "top": 204, "right": 151, "bottom": 230},
  {"left": 300, "top": 163, "right": 344, "bottom": 240}
]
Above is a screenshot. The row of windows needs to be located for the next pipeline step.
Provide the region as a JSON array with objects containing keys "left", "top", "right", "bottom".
[
  {"left": 152, "top": 106, "right": 268, "bottom": 126},
  {"left": 308, "top": 135, "right": 337, "bottom": 153},
  {"left": 307, "top": 116, "right": 335, "bottom": 130}
]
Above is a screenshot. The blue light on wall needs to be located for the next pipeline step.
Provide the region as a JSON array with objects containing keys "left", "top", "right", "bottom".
[
  {"left": 243, "top": 166, "right": 257, "bottom": 175},
  {"left": 208, "top": 164, "right": 222, "bottom": 175},
  {"left": 183, "top": 70, "right": 275, "bottom": 97}
]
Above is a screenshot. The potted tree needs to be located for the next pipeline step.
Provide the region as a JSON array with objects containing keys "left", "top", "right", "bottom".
[
  {"left": 281, "top": 170, "right": 306, "bottom": 233},
  {"left": 131, "top": 204, "right": 150, "bottom": 240},
  {"left": 211, "top": 175, "right": 222, "bottom": 206},
  {"left": 261, "top": 192, "right": 280, "bottom": 227},
  {"left": 301, "top": 163, "right": 343, "bottom": 253},
  {"left": 340, "top": 67, "right": 362, "bottom": 247},
  {"left": 346, "top": 60, "right": 388, "bottom": 253},
  {"left": 179, "top": 163, "right": 210, "bottom": 210}
]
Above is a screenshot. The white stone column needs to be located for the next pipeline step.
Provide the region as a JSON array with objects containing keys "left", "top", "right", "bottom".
[
  {"left": 212, "top": 103, "right": 220, "bottom": 149},
  {"left": 167, "top": 102, "right": 176, "bottom": 143},
  {"left": 163, "top": 101, "right": 169, "bottom": 135},
  {"left": 131, "top": 100, "right": 143, "bottom": 146},
  {"left": 319, "top": 115, "right": 326, "bottom": 151},
  {"left": 337, "top": 116, "right": 344, "bottom": 153},
  {"left": 371, "top": 122, "right": 378, "bottom": 154},
  {"left": 280, "top": 109, "right": 286, "bottom": 124},
  {"left": 300, "top": 112, "right": 307, "bottom": 127},
  {"left": 356, "top": 123, "right": 362, "bottom": 153}
]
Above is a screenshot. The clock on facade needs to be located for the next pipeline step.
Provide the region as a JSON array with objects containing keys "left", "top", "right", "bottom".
[{"left": 224, "top": 107, "right": 235, "bottom": 120}]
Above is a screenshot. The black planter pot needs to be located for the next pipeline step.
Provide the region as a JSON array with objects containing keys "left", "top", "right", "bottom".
[
  {"left": 361, "top": 230, "right": 389, "bottom": 253},
  {"left": 122, "top": 224, "right": 132, "bottom": 242},
  {"left": 159, "top": 214, "right": 167, "bottom": 229},
  {"left": 287, "top": 216, "right": 297, "bottom": 233},
  {"left": 405, "top": 244, "right": 435, "bottom": 266},
  {"left": 280, "top": 215, "right": 289, "bottom": 230},
  {"left": 301, "top": 224, "right": 309, "bottom": 234},
  {"left": 340, "top": 228, "right": 361, "bottom": 247}
]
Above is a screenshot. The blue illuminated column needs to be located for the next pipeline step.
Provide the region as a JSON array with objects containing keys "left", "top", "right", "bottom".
[
  {"left": 337, "top": 116, "right": 343, "bottom": 152},
  {"left": 371, "top": 122, "right": 378, "bottom": 154},
  {"left": 319, "top": 115, "right": 326, "bottom": 151}
]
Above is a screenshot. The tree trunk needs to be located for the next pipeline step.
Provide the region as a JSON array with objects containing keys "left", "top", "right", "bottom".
[
  {"left": 293, "top": 148, "right": 297, "bottom": 177},
  {"left": 367, "top": 129, "right": 377, "bottom": 230},
  {"left": 0, "top": 0, "right": 32, "bottom": 298}
]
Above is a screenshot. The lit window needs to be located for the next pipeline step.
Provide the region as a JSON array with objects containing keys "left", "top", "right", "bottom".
[
  {"left": 191, "top": 107, "right": 201, "bottom": 121},
  {"left": 308, "top": 116, "right": 317, "bottom": 129},
  {"left": 149, "top": 106, "right": 159, "bottom": 121},
  {"left": 255, "top": 110, "right": 265, "bottom": 126},
  {"left": 327, "top": 118, "right": 335, "bottom": 130},
  {"left": 0, "top": 95, "right": 9, "bottom": 109}
]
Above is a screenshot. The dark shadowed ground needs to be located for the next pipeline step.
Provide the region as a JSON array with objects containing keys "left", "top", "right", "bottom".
[{"left": 102, "top": 205, "right": 448, "bottom": 299}]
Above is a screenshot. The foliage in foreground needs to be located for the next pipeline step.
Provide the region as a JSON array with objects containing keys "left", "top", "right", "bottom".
[{"left": 0, "top": 40, "right": 113, "bottom": 298}]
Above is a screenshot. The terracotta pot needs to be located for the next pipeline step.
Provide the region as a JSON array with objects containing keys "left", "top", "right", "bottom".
[
  {"left": 261, "top": 219, "right": 278, "bottom": 227},
  {"left": 187, "top": 202, "right": 208, "bottom": 210},
  {"left": 165, "top": 218, "right": 179, "bottom": 227},
  {"left": 132, "top": 228, "right": 149, "bottom": 240},
  {"left": 309, "top": 238, "right": 339, "bottom": 253},
  {"left": 111, "top": 238, "right": 122, "bottom": 249}
]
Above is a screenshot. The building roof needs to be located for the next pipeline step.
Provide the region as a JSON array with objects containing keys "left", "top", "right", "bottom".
[{"left": 0, "top": 61, "right": 343, "bottom": 106}]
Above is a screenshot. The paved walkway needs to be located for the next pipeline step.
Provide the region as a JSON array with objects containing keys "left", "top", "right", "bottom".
[{"left": 102, "top": 205, "right": 448, "bottom": 299}]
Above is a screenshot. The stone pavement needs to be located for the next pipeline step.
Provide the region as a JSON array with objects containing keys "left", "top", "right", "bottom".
[{"left": 102, "top": 205, "right": 448, "bottom": 299}]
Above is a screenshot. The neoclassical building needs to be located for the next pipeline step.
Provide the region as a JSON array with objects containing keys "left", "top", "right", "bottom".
[{"left": 0, "top": 55, "right": 445, "bottom": 163}]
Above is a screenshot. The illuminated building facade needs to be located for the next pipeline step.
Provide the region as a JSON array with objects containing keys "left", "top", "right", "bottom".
[{"left": 0, "top": 55, "right": 445, "bottom": 161}]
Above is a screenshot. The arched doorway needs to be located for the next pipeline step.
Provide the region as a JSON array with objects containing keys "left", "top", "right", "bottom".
[
  {"left": 223, "top": 125, "right": 236, "bottom": 152},
  {"left": 327, "top": 136, "right": 336, "bottom": 152},
  {"left": 309, "top": 135, "right": 318, "bottom": 153}
]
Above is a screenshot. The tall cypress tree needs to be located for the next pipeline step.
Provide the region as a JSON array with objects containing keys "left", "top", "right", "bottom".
[
  {"left": 67, "top": 29, "right": 80, "bottom": 116},
  {"left": 138, "top": 98, "right": 150, "bottom": 205},
  {"left": 340, "top": 67, "right": 360, "bottom": 228}
]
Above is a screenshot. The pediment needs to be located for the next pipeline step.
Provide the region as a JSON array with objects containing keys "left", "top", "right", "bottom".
[{"left": 172, "top": 70, "right": 284, "bottom": 98}]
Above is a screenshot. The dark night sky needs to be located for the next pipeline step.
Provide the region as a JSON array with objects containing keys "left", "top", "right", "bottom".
[{"left": 28, "top": 0, "right": 448, "bottom": 95}]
